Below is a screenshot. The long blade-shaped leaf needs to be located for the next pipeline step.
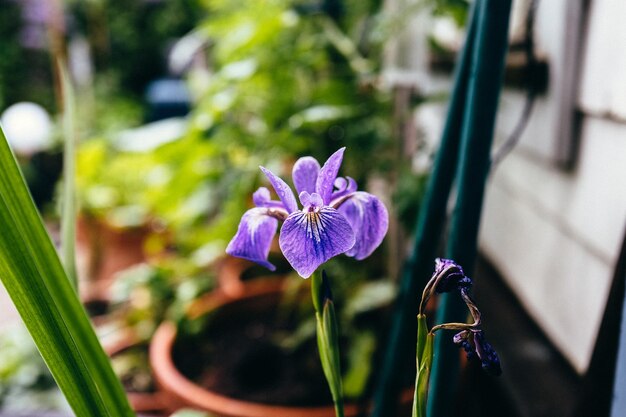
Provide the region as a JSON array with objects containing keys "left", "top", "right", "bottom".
[{"left": 0, "top": 125, "right": 134, "bottom": 417}]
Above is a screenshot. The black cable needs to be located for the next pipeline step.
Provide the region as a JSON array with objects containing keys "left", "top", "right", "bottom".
[{"left": 491, "top": 0, "right": 539, "bottom": 170}]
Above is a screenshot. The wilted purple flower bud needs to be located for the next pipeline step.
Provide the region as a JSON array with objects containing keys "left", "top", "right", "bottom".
[
  {"left": 453, "top": 330, "right": 476, "bottom": 361},
  {"left": 433, "top": 258, "right": 473, "bottom": 293},
  {"left": 452, "top": 330, "right": 467, "bottom": 345},
  {"left": 474, "top": 331, "right": 502, "bottom": 376},
  {"left": 453, "top": 330, "right": 501, "bottom": 376}
]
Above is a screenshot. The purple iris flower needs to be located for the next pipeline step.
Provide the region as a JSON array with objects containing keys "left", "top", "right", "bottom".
[{"left": 226, "top": 148, "right": 389, "bottom": 278}]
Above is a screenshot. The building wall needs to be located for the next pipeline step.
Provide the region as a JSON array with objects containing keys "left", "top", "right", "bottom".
[
  {"left": 480, "top": 0, "right": 626, "bottom": 373},
  {"left": 396, "top": 0, "right": 626, "bottom": 373}
]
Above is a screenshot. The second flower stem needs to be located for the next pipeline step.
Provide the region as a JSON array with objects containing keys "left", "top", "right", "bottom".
[{"left": 312, "top": 270, "right": 345, "bottom": 417}]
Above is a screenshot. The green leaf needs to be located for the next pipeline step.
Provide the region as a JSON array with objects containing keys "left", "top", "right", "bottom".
[
  {"left": 0, "top": 125, "right": 135, "bottom": 416},
  {"left": 323, "top": 300, "right": 342, "bottom": 396},
  {"left": 312, "top": 270, "right": 345, "bottom": 417},
  {"left": 316, "top": 301, "right": 345, "bottom": 417},
  {"left": 342, "top": 330, "right": 376, "bottom": 398}
]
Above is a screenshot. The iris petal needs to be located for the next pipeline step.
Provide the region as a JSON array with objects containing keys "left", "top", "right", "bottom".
[
  {"left": 292, "top": 156, "right": 320, "bottom": 195},
  {"left": 253, "top": 187, "right": 271, "bottom": 206},
  {"left": 279, "top": 207, "right": 355, "bottom": 278},
  {"left": 330, "top": 176, "right": 358, "bottom": 203},
  {"left": 315, "top": 147, "right": 345, "bottom": 205},
  {"left": 226, "top": 207, "right": 278, "bottom": 270},
  {"left": 260, "top": 166, "right": 298, "bottom": 213},
  {"left": 338, "top": 192, "right": 388, "bottom": 260}
]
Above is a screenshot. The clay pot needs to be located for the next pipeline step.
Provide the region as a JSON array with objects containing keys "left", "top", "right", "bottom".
[
  {"left": 150, "top": 281, "right": 367, "bottom": 417},
  {"left": 216, "top": 257, "right": 249, "bottom": 299},
  {"left": 76, "top": 215, "right": 150, "bottom": 301}
]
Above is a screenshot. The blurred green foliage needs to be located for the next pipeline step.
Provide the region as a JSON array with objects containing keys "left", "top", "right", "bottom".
[
  {"left": 430, "top": 0, "right": 470, "bottom": 25},
  {"left": 77, "top": 0, "right": 399, "bottom": 259},
  {"left": 188, "top": 0, "right": 393, "bottom": 178}
]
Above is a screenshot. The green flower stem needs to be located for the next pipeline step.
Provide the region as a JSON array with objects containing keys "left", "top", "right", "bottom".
[
  {"left": 413, "top": 329, "right": 434, "bottom": 417},
  {"left": 416, "top": 314, "right": 428, "bottom": 371},
  {"left": 311, "top": 270, "right": 345, "bottom": 417},
  {"left": 59, "top": 61, "right": 78, "bottom": 290},
  {"left": 412, "top": 315, "right": 434, "bottom": 417}
]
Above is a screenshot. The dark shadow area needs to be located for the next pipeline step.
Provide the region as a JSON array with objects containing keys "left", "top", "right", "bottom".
[{"left": 455, "top": 255, "right": 582, "bottom": 417}]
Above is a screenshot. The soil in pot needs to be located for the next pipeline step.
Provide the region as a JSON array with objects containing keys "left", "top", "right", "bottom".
[{"left": 172, "top": 292, "right": 335, "bottom": 407}]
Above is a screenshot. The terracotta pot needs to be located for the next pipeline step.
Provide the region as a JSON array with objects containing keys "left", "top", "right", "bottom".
[
  {"left": 150, "top": 281, "right": 369, "bottom": 417},
  {"left": 216, "top": 257, "right": 250, "bottom": 299},
  {"left": 76, "top": 215, "right": 150, "bottom": 301}
]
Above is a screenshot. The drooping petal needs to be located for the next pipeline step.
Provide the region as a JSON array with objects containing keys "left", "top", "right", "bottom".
[
  {"left": 474, "top": 331, "right": 502, "bottom": 376},
  {"left": 292, "top": 156, "right": 320, "bottom": 195},
  {"left": 315, "top": 147, "right": 345, "bottom": 204},
  {"left": 259, "top": 166, "right": 298, "bottom": 213},
  {"left": 226, "top": 207, "right": 278, "bottom": 270},
  {"left": 337, "top": 191, "right": 388, "bottom": 260},
  {"left": 279, "top": 206, "right": 355, "bottom": 278}
]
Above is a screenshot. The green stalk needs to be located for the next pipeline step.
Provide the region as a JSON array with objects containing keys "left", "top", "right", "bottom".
[
  {"left": 59, "top": 61, "right": 78, "bottom": 289},
  {"left": 416, "top": 314, "right": 428, "bottom": 372},
  {"left": 428, "top": 1, "right": 513, "bottom": 416},
  {"left": 370, "top": 2, "right": 480, "bottom": 415},
  {"left": 413, "top": 331, "right": 434, "bottom": 417},
  {"left": 412, "top": 314, "right": 433, "bottom": 417},
  {"left": 0, "top": 125, "right": 135, "bottom": 416},
  {"left": 312, "top": 270, "right": 345, "bottom": 417}
]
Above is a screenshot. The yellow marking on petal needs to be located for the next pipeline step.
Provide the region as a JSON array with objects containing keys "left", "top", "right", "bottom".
[{"left": 305, "top": 211, "right": 324, "bottom": 242}]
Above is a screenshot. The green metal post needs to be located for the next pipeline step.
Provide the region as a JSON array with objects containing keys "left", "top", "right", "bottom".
[
  {"left": 370, "top": 3, "right": 480, "bottom": 415},
  {"left": 428, "top": 1, "right": 512, "bottom": 416}
]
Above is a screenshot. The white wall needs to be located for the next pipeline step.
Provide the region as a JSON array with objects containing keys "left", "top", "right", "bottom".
[
  {"left": 480, "top": 0, "right": 626, "bottom": 372},
  {"left": 393, "top": 0, "right": 626, "bottom": 373},
  {"left": 482, "top": 117, "right": 626, "bottom": 372}
]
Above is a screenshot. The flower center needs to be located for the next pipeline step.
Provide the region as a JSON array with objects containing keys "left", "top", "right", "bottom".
[{"left": 299, "top": 191, "right": 324, "bottom": 213}]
